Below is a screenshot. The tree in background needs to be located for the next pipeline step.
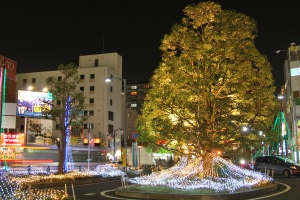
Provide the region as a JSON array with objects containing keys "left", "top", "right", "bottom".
[
  {"left": 137, "top": 1, "right": 278, "bottom": 161},
  {"left": 44, "top": 63, "right": 87, "bottom": 174}
]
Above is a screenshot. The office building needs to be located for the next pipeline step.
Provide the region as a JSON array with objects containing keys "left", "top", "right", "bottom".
[{"left": 279, "top": 43, "right": 300, "bottom": 163}]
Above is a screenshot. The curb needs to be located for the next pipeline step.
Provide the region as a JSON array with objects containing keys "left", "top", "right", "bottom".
[
  {"left": 115, "top": 182, "right": 278, "bottom": 200},
  {"left": 31, "top": 176, "right": 121, "bottom": 189}
]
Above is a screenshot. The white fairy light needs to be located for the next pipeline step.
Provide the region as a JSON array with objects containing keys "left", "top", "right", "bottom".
[{"left": 127, "top": 153, "right": 273, "bottom": 192}]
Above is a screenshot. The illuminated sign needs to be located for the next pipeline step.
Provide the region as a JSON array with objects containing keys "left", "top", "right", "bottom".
[
  {"left": 291, "top": 68, "right": 300, "bottom": 76},
  {"left": 16, "top": 90, "right": 53, "bottom": 118},
  {"left": 1, "top": 133, "right": 24, "bottom": 146},
  {"left": 0, "top": 55, "right": 17, "bottom": 81}
]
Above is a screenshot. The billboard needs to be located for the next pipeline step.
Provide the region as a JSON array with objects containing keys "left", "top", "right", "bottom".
[{"left": 17, "top": 90, "right": 53, "bottom": 118}]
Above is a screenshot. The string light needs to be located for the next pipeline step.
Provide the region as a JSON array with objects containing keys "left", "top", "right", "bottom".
[
  {"left": 0, "top": 153, "right": 273, "bottom": 199},
  {"left": 0, "top": 164, "right": 125, "bottom": 199},
  {"left": 127, "top": 153, "right": 273, "bottom": 192}
]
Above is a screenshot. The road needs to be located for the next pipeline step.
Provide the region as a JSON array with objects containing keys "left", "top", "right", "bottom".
[{"left": 57, "top": 175, "right": 300, "bottom": 200}]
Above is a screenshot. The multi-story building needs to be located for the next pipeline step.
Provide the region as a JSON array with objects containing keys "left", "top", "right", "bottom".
[
  {"left": 16, "top": 52, "right": 127, "bottom": 162},
  {"left": 279, "top": 43, "right": 300, "bottom": 163},
  {"left": 126, "top": 81, "right": 151, "bottom": 114}
]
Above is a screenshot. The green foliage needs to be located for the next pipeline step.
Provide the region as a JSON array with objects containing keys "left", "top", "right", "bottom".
[
  {"left": 44, "top": 63, "right": 87, "bottom": 174},
  {"left": 137, "top": 1, "right": 277, "bottom": 157}
]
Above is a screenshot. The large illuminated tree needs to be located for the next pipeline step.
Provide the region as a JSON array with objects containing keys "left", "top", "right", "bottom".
[
  {"left": 137, "top": 2, "right": 278, "bottom": 159},
  {"left": 44, "top": 63, "right": 87, "bottom": 174}
]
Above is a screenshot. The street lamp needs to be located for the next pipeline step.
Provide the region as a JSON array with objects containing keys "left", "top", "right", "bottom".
[
  {"left": 108, "top": 127, "right": 122, "bottom": 160},
  {"left": 105, "top": 77, "right": 127, "bottom": 171},
  {"left": 278, "top": 95, "right": 299, "bottom": 163}
]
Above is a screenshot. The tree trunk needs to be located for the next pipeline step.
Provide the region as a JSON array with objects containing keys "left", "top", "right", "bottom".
[
  {"left": 202, "top": 152, "right": 218, "bottom": 178},
  {"left": 57, "top": 127, "right": 67, "bottom": 174}
]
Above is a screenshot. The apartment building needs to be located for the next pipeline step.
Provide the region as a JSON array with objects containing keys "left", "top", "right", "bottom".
[
  {"left": 127, "top": 81, "right": 151, "bottom": 114},
  {"left": 16, "top": 52, "right": 126, "bottom": 161}
]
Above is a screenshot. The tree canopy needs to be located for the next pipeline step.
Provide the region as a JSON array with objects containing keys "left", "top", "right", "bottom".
[
  {"left": 44, "top": 63, "right": 87, "bottom": 174},
  {"left": 137, "top": 1, "right": 278, "bottom": 158}
]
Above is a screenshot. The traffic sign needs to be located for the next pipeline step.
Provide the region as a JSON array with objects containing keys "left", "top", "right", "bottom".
[{"left": 132, "top": 133, "right": 138, "bottom": 140}]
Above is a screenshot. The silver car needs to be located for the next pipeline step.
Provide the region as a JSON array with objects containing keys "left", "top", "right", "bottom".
[{"left": 254, "top": 155, "right": 300, "bottom": 177}]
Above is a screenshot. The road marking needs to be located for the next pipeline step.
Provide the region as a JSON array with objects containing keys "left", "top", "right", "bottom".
[
  {"left": 248, "top": 182, "right": 291, "bottom": 200},
  {"left": 101, "top": 190, "right": 138, "bottom": 200},
  {"left": 83, "top": 193, "right": 97, "bottom": 195}
]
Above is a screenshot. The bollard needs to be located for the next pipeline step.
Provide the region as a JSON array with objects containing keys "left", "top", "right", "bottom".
[
  {"left": 47, "top": 165, "right": 50, "bottom": 174},
  {"left": 79, "top": 165, "right": 82, "bottom": 172},
  {"left": 27, "top": 165, "right": 31, "bottom": 175}
]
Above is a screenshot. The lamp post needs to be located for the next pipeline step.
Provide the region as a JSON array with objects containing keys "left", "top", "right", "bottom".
[
  {"left": 278, "top": 95, "right": 299, "bottom": 163},
  {"left": 105, "top": 77, "right": 127, "bottom": 172},
  {"left": 108, "top": 127, "right": 122, "bottom": 160}
]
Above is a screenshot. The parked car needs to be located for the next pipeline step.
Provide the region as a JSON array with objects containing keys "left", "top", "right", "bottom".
[
  {"left": 254, "top": 155, "right": 300, "bottom": 177},
  {"left": 238, "top": 159, "right": 254, "bottom": 170}
]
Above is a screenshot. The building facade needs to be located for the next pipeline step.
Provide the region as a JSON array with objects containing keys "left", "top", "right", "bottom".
[
  {"left": 280, "top": 43, "right": 300, "bottom": 163},
  {"left": 126, "top": 81, "right": 151, "bottom": 114},
  {"left": 16, "top": 52, "right": 126, "bottom": 161}
]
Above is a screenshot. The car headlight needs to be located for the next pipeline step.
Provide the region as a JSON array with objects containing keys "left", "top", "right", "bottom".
[{"left": 290, "top": 166, "right": 297, "bottom": 170}]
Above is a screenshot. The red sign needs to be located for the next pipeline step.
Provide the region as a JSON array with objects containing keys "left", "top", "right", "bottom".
[
  {"left": 132, "top": 133, "right": 138, "bottom": 140},
  {"left": 1, "top": 133, "right": 24, "bottom": 146},
  {"left": 0, "top": 55, "right": 17, "bottom": 82}
]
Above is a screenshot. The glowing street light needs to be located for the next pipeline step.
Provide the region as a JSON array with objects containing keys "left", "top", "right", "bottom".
[{"left": 105, "top": 77, "right": 127, "bottom": 171}]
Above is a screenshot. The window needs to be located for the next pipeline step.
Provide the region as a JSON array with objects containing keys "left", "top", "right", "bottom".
[
  {"left": 84, "top": 110, "right": 94, "bottom": 116},
  {"left": 90, "top": 74, "right": 95, "bottom": 79},
  {"left": 90, "top": 86, "right": 94, "bottom": 91},
  {"left": 293, "top": 91, "right": 300, "bottom": 105},
  {"left": 84, "top": 123, "right": 93, "bottom": 129},
  {"left": 57, "top": 100, "right": 61, "bottom": 105},
  {"left": 108, "top": 111, "right": 114, "bottom": 121},
  {"left": 293, "top": 91, "right": 299, "bottom": 98},
  {"left": 144, "top": 84, "right": 150, "bottom": 89},
  {"left": 32, "top": 78, "right": 36, "bottom": 84},
  {"left": 58, "top": 76, "right": 62, "bottom": 81},
  {"left": 20, "top": 125, "right": 24, "bottom": 130},
  {"left": 108, "top": 124, "right": 113, "bottom": 134},
  {"left": 80, "top": 87, "right": 84, "bottom": 92},
  {"left": 131, "top": 103, "right": 137, "bottom": 108},
  {"left": 89, "top": 98, "right": 94, "bottom": 103},
  {"left": 110, "top": 86, "right": 113, "bottom": 92},
  {"left": 95, "top": 59, "right": 99, "bottom": 67},
  {"left": 23, "top": 79, "right": 27, "bottom": 84},
  {"left": 130, "top": 91, "right": 137, "bottom": 96},
  {"left": 110, "top": 99, "right": 112, "bottom": 106},
  {"left": 55, "top": 124, "right": 60, "bottom": 130},
  {"left": 80, "top": 74, "right": 85, "bottom": 80}
]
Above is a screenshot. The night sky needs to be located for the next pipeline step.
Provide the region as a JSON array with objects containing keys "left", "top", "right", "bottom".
[{"left": 1, "top": 1, "right": 300, "bottom": 94}]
